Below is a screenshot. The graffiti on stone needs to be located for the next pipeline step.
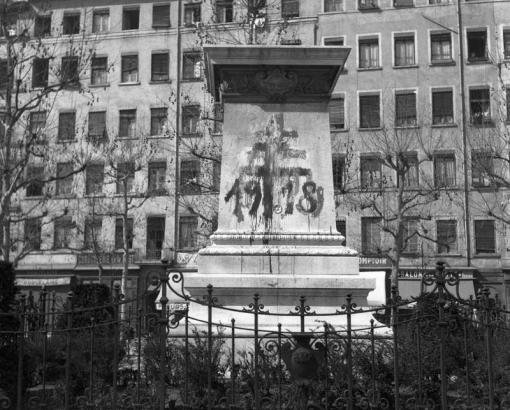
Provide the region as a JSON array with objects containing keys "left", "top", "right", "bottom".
[{"left": 224, "top": 113, "right": 323, "bottom": 230}]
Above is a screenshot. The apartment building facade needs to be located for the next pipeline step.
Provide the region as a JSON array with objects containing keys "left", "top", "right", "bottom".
[{"left": 6, "top": 0, "right": 510, "bottom": 305}]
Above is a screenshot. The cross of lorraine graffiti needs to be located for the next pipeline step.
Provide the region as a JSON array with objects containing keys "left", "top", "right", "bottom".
[{"left": 224, "top": 113, "right": 324, "bottom": 231}]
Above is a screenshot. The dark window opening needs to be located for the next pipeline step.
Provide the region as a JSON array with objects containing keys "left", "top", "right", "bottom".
[
  {"left": 32, "top": 58, "right": 49, "bottom": 88},
  {"left": 216, "top": 0, "right": 234, "bottom": 23},
  {"left": 467, "top": 30, "right": 488, "bottom": 62},
  {"left": 148, "top": 162, "right": 167, "bottom": 194},
  {"left": 179, "top": 216, "right": 198, "bottom": 250},
  {"left": 153, "top": 4, "right": 171, "bottom": 27},
  {"left": 146, "top": 216, "right": 165, "bottom": 259},
  {"left": 115, "top": 217, "right": 133, "bottom": 250},
  {"left": 123, "top": 8, "right": 140, "bottom": 30},
  {"left": 359, "top": 94, "right": 380, "bottom": 128},
  {"left": 437, "top": 220, "right": 457, "bottom": 254},
  {"left": 180, "top": 160, "right": 201, "bottom": 194},
  {"left": 432, "top": 90, "right": 454, "bottom": 125},
  {"left": 34, "top": 15, "right": 51, "bottom": 37},
  {"left": 62, "top": 13, "right": 80, "bottom": 35},
  {"left": 474, "top": 220, "right": 495, "bottom": 254},
  {"left": 151, "top": 53, "right": 169, "bottom": 82}
]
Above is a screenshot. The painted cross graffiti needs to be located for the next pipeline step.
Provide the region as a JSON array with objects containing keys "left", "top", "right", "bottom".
[{"left": 225, "top": 113, "right": 323, "bottom": 230}]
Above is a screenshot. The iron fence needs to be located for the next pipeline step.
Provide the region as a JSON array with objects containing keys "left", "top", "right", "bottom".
[{"left": 1, "top": 262, "right": 510, "bottom": 409}]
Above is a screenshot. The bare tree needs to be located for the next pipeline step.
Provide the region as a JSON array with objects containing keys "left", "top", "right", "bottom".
[
  {"left": 0, "top": 2, "right": 95, "bottom": 264},
  {"left": 337, "top": 94, "right": 449, "bottom": 288}
]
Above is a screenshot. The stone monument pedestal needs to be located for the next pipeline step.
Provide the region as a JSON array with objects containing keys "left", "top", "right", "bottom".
[{"left": 171, "top": 46, "right": 386, "bottom": 334}]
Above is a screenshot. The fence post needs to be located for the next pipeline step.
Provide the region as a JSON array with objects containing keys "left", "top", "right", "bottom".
[
  {"left": 462, "top": 317, "right": 472, "bottom": 407},
  {"left": 391, "top": 286, "right": 400, "bottom": 410},
  {"left": 231, "top": 318, "right": 236, "bottom": 407},
  {"left": 480, "top": 287, "right": 495, "bottom": 409},
  {"left": 41, "top": 323, "right": 48, "bottom": 409},
  {"left": 39, "top": 286, "right": 47, "bottom": 329},
  {"left": 435, "top": 262, "right": 448, "bottom": 410},
  {"left": 112, "top": 283, "right": 121, "bottom": 410},
  {"left": 345, "top": 294, "right": 353, "bottom": 410},
  {"left": 324, "top": 322, "right": 329, "bottom": 410},
  {"left": 158, "top": 270, "right": 169, "bottom": 410},
  {"left": 64, "top": 292, "right": 73, "bottom": 410},
  {"left": 253, "top": 293, "right": 261, "bottom": 410},
  {"left": 185, "top": 305, "right": 190, "bottom": 406},
  {"left": 87, "top": 317, "right": 96, "bottom": 410},
  {"left": 134, "top": 307, "right": 143, "bottom": 410},
  {"left": 207, "top": 284, "right": 214, "bottom": 410},
  {"left": 370, "top": 319, "right": 376, "bottom": 406},
  {"left": 16, "top": 295, "right": 26, "bottom": 410}
]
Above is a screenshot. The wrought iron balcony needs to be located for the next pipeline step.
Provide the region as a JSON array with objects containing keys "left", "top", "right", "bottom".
[{"left": 76, "top": 250, "right": 137, "bottom": 266}]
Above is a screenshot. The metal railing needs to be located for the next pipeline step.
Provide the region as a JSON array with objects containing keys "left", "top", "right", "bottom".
[{"left": 1, "top": 262, "right": 510, "bottom": 409}]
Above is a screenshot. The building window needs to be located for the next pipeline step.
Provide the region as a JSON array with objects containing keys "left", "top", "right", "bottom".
[
  {"left": 361, "top": 217, "right": 381, "bottom": 255},
  {"left": 216, "top": 0, "right": 233, "bottom": 23},
  {"left": 91, "top": 57, "right": 108, "bottom": 85},
  {"left": 329, "top": 97, "right": 345, "bottom": 129},
  {"left": 359, "top": 94, "right": 380, "bottom": 128},
  {"left": 324, "top": 0, "right": 343, "bottom": 12},
  {"left": 471, "top": 151, "right": 493, "bottom": 188},
  {"left": 180, "top": 160, "right": 201, "bottom": 195},
  {"left": 394, "top": 0, "right": 413, "bottom": 7},
  {"left": 121, "top": 55, "right": 138, "bottom": 83},
  {"left": 179, "top": 216, "right": 198, "bottom": 250},
  {"left": 431, "top": 33, "right": 452, "bottom": 63},
  {"left": 437, "top": 220, "right": 457, "bottom": 254},
  {"left": 394, "top": 35, "right": 415, "bottom": 66},
  {"left": 32, "top": 58, "right": 49, "bottom": 88},
  {"left": 92, "top": 9, "right": 109, "bottom": 33},
  {"left": 359, "top": 0, "right": 378, "bottom": 9},
  {"left": 0, "top": 60, "right": 6, "bottom": 90},
  {"left": 122, "top": 7, "right": 139, "bottom": 30},
  {"left": 183, "top": 52, "right": 202, "bottom": 80},
  {"left": 434, "top": 153, "right": 455, "bottom": 187},
  {"left": 146, "top": 216, "right": 165, "bottom": 259},
  {"left": 115, "top": 217, "right": 133, "bottom": 250},
  {"left": 395, "top": 91, "right": 416, "bottom": 127},
  {"left": 282, "top": 0, "right": 299, "bottom": 18},
  {"left": 212, "top": 161, "right": 221, "bottom": 192},
  {"left": 467, "top": 29, "right": 488, "bottom": 62},
  {"left": 85, "top": 163, "right": 104, "bottom": 195},
  {"left": 30, "top": 111, "right": 46, "bottom": 137},
  {"left": 182, "top": 105, "right": 201, "bottom": 136},
  {"left": 54, "top": 218, "right": 74, "bottom": 249},
  {"left": 398, "top": 153, "right": 419, "bottom": 187},
  {"left": 359, "top": 37, "right": 379, "bottom": 68},
  {"left": 26, "top": 166, "right": 44, "bottom": 197},
  {"left": 60, "top": 56, "right": 79, "bottom": 86},
  {"left": 360, "top": 156, "right": 382, "bottom": 189},
  {"left": 432, "top": 90, "right": 454, "bottom": 125},
  {"left": 474, "top": 220, "right": 495, "bottom": 254},
  {"left": 151, "top": 108, "right": 167, "bottom": 136},
  {"left": 336, "top": 220, "right": 347, "bottom": 245},
  {"left": 25, "top": 218, "right": 42, "bottom": 251},
  {"left": 184, "top": 3, "right": 201, "bottom": 26},
  {"left": 84, "top": 218, "right": 102, "bottom": 250},
  {"left": 56, "top": 162, "right": 73, "bottom": 196},
  {"left": 58, "top": 112, "right": 75, "bottom": 141},
  {"left": 119, "top": 109, "right": 136, "bottom": 138},
  {"left": 507, "top": 88, "right": 510, "bottom": 122},
  {"left": 88, "top": 111, "right": 107, "bottom": 143},
  {"left": 148, "top": 162, "right": 167, "bottom": 194},
  {"left": 469, "top": 88, "right": 491, "bottom": 125},
  {"left": 116, "top": 162, "right": 135, "bottom": 194},
  {"left": 213, "top": 102, "right": 223, "bottom": 134},
  {"left": 34, "top": 15, "right": 51, "bottom": 37},
  {"left": 402, "top": 218, "right": 419, "bottom": 254},
  {"left": 332, "top": 154, "right": 346, "bottom": 192},
  {"left": 153, "top": 4, "right": 170, "bottom": 27},
  {"left": 324, "top": 37, "right": 344, "bottom": 46},
  {"left": 62, "top": 12, "right": 80, "bottom": 35},
  {"left": 151, "top": 52, "right": 169, "bottom": 82},
  {"left": 504, "top": 29, "right": 510, "bottom": 60}
]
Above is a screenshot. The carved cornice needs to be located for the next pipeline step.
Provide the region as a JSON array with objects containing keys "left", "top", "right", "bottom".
[{"left": 214, "top": 64, "right": 339, "bottom": 102}]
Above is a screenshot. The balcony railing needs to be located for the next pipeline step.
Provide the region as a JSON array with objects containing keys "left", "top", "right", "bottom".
[
  {"left": 143, "top": 247, "right": 173, "bottom": 261},
  {"left": 76, "top": 251, "right": 137, "bottom": 266}
]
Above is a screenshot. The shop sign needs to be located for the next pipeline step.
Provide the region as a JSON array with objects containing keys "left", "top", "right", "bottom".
[
  {"left": 17, "top": 277, "right": 72, "bottom": 287},
  {"left": 398, "top": 270, "right": 465, "bottom": 280},
  {"left": 359, "top": 256, "right": 391, "bottom": 268}
]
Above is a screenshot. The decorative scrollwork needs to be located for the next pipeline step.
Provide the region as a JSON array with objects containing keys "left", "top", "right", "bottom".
[
  {"left": 168, "top": 270, "right": 187, "bottom": 299},
  {"left": 242, "top": 293, "right": 269, "bottom": 314},
  {"left": 405, "top": 393, "right": 436, "bottom": 409},
  {"left": 0, "top": 395, "right": 11, "bottom": 410}
]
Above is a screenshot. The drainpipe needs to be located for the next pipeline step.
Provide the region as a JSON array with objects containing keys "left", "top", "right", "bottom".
[
  {"left": 313, "top": 21, "right": 318, "bottom": 45},
  {"left": 457, "top": 0, "right": 471, "bottom": 266},
  {"left": 173, "top": 0, "right": 182, "bottom": 262}
]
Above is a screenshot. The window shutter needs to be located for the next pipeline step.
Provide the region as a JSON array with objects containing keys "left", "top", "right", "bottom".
[
  {"left": 329, "top": 98, "right": 344, "bottom": 129},
  {"left": 153, "top": 5, "right": 170, "bottom": 27}
]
